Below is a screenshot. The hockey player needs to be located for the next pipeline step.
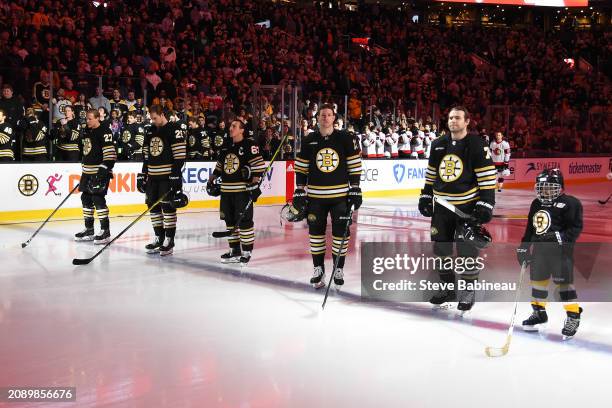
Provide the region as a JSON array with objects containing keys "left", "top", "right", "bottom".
[
  {"left": 293, "top": 104, "right": 363, "bottom": 288},
  {"left": 207, "top": 120, "right": 266, "bottom": 265},
  {"left": 0, "top": 109, "right": 15, "bottom": 161},
  {"left": 138, "top": 105, "right": 187, "bottom": 256},
  {"left": 489, "top": 131, "right": 511, "bottom": 192},
  {"left": 186, "top": 116, "right": 206, "bottom": 160},
  {"left": 418, "top": 106, "right": 496, "bottom": 311},
  {"left": 121, "top": 112, "right": 145, "bottom": 161},
  {"left": 361, "top": 124, "right": 377, "bottom": 159},
  {"left": 398, "top": 128, "right": 412, "bottom": 158},
  {"left": 55, "top": 105, "right": 81, "bottom": 162},
  {"left": 384, "top": 126, "right": 399, "bottom": 158},
  {"left": 516, "top": 168, "right": 583, "bottom": 339},
  {"left": 74, "top": 109, "right": 116, "bottom": 244},
  {"left": 20, "top": 109, "right": 48, "bottom": 161}
]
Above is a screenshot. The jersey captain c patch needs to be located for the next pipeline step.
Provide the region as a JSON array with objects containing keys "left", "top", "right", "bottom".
[
  {"left": 438, "top": 154, "right": 463, "bottom": 182},
  {"left": 316, "top": 148, "right": 339, "bottom": 173},
  {"left": 224, "top": 153, "right": 240, "bottom": 174},
  {"left": 533, "top": 210, "right": 551, "bottom": 235}
]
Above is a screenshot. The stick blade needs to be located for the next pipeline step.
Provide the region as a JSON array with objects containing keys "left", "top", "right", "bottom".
[
  {"left": 72, "top": 258, "right": 92, "bottom": 266},
  {"left": 485, "top": 345, "right": 509, "bottom": 358},
  {"left": 211, "top": 231, "right": 231, "bottom": 238},
  {"left": 21, "top": 242, "right": 28, "bottom": 248}
]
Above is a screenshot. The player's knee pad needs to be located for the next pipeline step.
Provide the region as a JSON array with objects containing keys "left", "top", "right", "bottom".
[
  {"left": 433, "top": 241, "right": 453, "bottom": 257},
  {"left": 81, "top": 193, "right": 94, "bottom": 207},
  {"left": 161, "top": 202, "right": 175, "bottom": 213},
  {"left": 91, "top": 195, "right": 107, "bottom": 209}
]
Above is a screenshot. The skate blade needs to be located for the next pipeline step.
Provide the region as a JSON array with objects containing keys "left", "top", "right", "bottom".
[
  {"left": 562, "top": 334, "right": 575, "bottom": 341},
  {"left": 522, "top": 324, "right": 545, "bottom": 332},
  {"left": 221, "top": 258, "right": 241, "bottom": 264},
  {"left": 432, "top": 302, "right": 455, "bottom": 310},
  {"left": 94, "top": 238, "right": 110, "bottom": 245},
  {"left": 312, "top": 282, "right": 325, "bottom": 290},
  {"left": 75, "top": 237, "right": 94, "bottom": 242},
  {"left": 160, "top": 250, "right": 174, "bottom": 256},
  {"left": 146, "top": 249, "right": 160, "bottom": 254}
]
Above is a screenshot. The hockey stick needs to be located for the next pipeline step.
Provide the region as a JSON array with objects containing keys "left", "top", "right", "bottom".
[
  {"left": 433, "top": 196, "right": 475, "bottom": 222},
  {"left": 598, "top": 194, "right": 611, "bottom": 205},
  {"left": 22, "top": 183, "right": 80, "bottom": 248},
  {"left": 211, "top": 132, "right": 289, "bottom": 239},
  {"left": 322, "top": 205, "right": 354, "bottom": 310},
  {"left": 72, "top": 191, "right": 170, "bottom": 265},
  {"left": 485, "top": 261, "right": 528, "bottom": 357}
]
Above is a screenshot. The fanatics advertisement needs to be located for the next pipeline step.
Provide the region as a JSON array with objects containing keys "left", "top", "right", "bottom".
[
  {"left": 361, "top": 242, "right": 612, "bottom": 302},
  {"left": 0, "top": 162, "right": 286, "bottom": 217}
]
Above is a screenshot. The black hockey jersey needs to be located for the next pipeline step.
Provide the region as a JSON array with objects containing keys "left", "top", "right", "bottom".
[
  {"left": 21, "top": 117, "right": 48, "bottom": 158},
  {"left": 423, "top": 134, "right": 496, "bottom": 207},
  {"left": 81, "top": 125, "right": 117, "bottom": 175},
  {"left": 142, "top": 121, "right": 187, "bottom": 179},
  {"left": 213, "top": 138, "right": 266, "bottom": 193},
  {"left": 56, "top": 118, "right": 82, "bottom": 153},
  {"left": 121, "top": 123, "right": 145, "bottom": 158},
  {"left": 0, "top": 122, "right": 15, "bottom": 160},
  {"left": 521, "top": 194, "right": 583, "bottom": 244},
  {"left": 187, "top": 127, "right": 207, "bottom": 159},
  {"left": 295, "top": 129, "right": 362, "bottom": 199}
]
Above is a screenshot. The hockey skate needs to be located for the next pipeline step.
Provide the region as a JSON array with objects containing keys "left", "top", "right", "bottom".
[
  {"left": 93, "top": 229, "right": 111, "bottom": 245},
  {"left": 522, "top": 305, "right": 548, "bottom": 332},
  {"left": 457, "top": 286, "right": 475, "bottom": 314},
  {"left": 240, "top": 251, "right": 252, "bottom": 267},
  {"left": 429, "top": 289, "right": 456, "bottom": 309},
  {"left": 310, "top": 266, "right": 325, "bottom": 289},
  {"left": 145, "top": 236, "right": 163, "bottom": 254},
  {"left": 74, "top": 228, "right": 95, "bottom": 242},
  {"left": 333, "top": 268, "right": 344, "bottom": 286},
  {"left": 561, "top": 307, "right": 583, "bottom": 340},
  {"left": 221, "top": 249, "right": 241, "bottom": 263},
  {"left": 159, "top": 237, "right": 174, "bottom": 256}
]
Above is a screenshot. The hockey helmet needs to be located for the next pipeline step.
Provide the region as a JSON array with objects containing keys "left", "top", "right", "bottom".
[
  {"left": 169, "top": 191, "right": 189, "bottom": 209},
  {"left": 462, "top": 223, "right": 492, "bottom": 249},
  {"left": 206, "top": 178, "right": 222, "bottom": 197},
  {"left": 535, "top": 168, "right": 564, "bottom": 204},
  {"left": 280, "top": 203, "right": 307, "bottom": 223}
]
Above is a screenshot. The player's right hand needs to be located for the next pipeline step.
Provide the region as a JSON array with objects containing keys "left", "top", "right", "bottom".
[{"left": 418, "top": 194, "right": 433, "bottom": 217}]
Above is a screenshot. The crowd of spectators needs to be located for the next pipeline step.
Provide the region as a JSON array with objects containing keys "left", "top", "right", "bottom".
[{"left": 0, "top": 0, "right": 609, "bottom": 162}]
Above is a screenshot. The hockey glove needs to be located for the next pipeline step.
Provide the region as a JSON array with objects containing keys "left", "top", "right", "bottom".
[
  {"left": 347, "top": 186, "right": 362, "bottom": 210},
  {"left": 473, "top": 201, "right": 494, "bottom": 224},
  {"left": 97, "top": 165, "right": 111, "bottom": 181},
  {"left": 292, "top": 188, "right": 308, "bottom": 213},
  {"left": 136, "top": 173, "right": 147, "bottom": 194},
  {"left": 169, "top": 174, "right": 182, "bottom": 192},
  {"left": 418, "top": 194, "right": 434, "bottom": 217},
  {"left": 246, "top": 182, "right": 262, "bottom": 202},
  {"left": 516, "top": 245, "right": 532, "bottom": 267}
]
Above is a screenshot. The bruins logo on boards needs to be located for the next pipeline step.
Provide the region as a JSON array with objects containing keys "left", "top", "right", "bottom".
[
  {"left": 316, "top": 148, "right": 339, "bottom": 173},
  {"left": 82, "top": 138, "right": 92, "bottom": 156},
  {"left": 533, "top": 210, "right": 551, "bottom": 235},
  {"left": 150, "top": 137, "right": 164, "bottom": 156},
  {"left": 439, "top": 154, "right": 463, "bottom": 182},
  {"left": 18, "top": 174, "right": 39, "bottom": 196},
  {"left": 224, "top": 153, "right": 240, "bottom": 174}
]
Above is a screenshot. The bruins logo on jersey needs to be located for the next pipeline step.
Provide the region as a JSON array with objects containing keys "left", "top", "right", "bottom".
[
  {"left": 122, "top": 130, "right": 131, "bottom": 143},
  {"left": 82, "top": 138, "right": 92, "bottom": 156},
  {"left": 189, "top": 135, "right": 196, "bottom": 147},
  {"left": 533, "top": 210, "right": 551, "bottom": 235},
  {"left": 224, "top": 153, "right": 240, "bottom": 174},
  {"left": 150, "top": 137, "right": 164, "bottom": 156},
  {"left": 316, "top": 148, "right": 339, "bottom": 173},
  {"left": 215, "top": 135, "right": 224, "bottom": 147},
  {"left": 439, "top": 154, "right": 463, "bottom": 182}
]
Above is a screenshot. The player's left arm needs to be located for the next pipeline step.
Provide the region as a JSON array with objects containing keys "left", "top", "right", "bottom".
[
  {"left": 472, "top": 136, "right": 496, "bottom": 208},
  {"left": 560, "top": 197, "right": 583, "bottom": 243},
  {"left": 345, "top": 130, "right": 362, "bottom": 187}
]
